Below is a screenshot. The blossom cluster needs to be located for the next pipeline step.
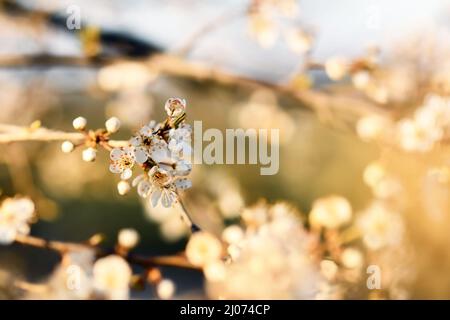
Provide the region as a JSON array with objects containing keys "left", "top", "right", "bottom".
[
  {"left": 62, "top": 116, "right": 122, "bottom": 162},
  {"left": 25, "top": 228, "right": 175, "bottom": 300},
  {"left": 109, "top": 98, "right": 192, "bottom": 207},
  {"left": 184, "top": 202, "right": 318, "bottom": 299},
  {"left": 357, "top": 94, "right": 450, "bottom": 153},
  {"left": 248, "top": 0, "right": 313, "bottom": 53},
  {"left": 185, "top": 200, "right": 370, "bottom": 299},
  {"left": 0, "top": 197, "right": 35, "bottom": 245},
  {"left": 61, "top": 98, "right": 193, "bottom": 208}
]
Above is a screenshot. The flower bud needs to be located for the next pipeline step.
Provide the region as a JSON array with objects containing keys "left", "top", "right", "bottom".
[
  {"left": 164, "top": 98, "right": 186, "bottom": 118},
  {"left": 61, "top": 141, "right": 75, "bottom": 153},
  {"left": 105, "top": 117, "right": 121, "bottom": 133},
  {"left": 156, "top": 279, "right": 175, "bottom": 300},
  {"left": 82, "top": 147, "right": 97, "bottom": 162},
  {"left": 118, "top": 228, "right": 139, "bottom": 249},
  {"left": 73, "top": 117, "right": 87, "bottom": 130},
  {"left": 117, "top": 180, "right": 131, "bottom": 195},
  {"left": 325, "top": 57, "right": 348, "bottom": 81}
]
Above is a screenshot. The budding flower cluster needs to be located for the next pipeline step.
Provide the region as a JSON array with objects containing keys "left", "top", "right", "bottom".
[
  {"left": 0, "top": 197, "right": 36, "bottom": 245},
  {"left": 109, "top": 98, "right": 193, "bottom": 209},
  {"left": 63, "top": 116, "right": 123, "bottom": 163}
]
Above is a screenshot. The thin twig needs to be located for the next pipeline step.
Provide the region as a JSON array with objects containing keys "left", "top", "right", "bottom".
[
  {"left": 0, "top": 124, "right": 128, "bottom": 147},
  {"left": 14, "top": 234, "right": 199, "bottom": 270},
  {"left": 177, "top": 196, "right": 201, "bottom": 233},
  {"left": 176, "top": 9, "right": 245, "bottom": 56},
  {"left": 0, "top": 52, "right": 390, "bottom": 124}
]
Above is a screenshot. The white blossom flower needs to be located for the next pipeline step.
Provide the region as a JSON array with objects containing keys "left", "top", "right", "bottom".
[
  {"left": 221, "top": 225, "right": 244, "bottom": 245},
  {"left": 121, "top": 98, "right": 193, "bottom": 206},
  {"left": 248, "top": 13, "right": 278, "bottom": 48},
  {"left": 135, "top": 168, "right": 178, "bottom": 207},
  {"left": 0, "top": 197, "right": 35, "bottom": 245},
  {"left": 139, "top": 120, "right": 160, "bottom": 138},
  {"left": 38, "top": 249, "right": 95, "bottom": 300},
  {"left": 186, "top": 232, "right": 223, "bottom": 267},
  {"left": 109, "top": 147, "right": 136, "bottom": 180},
  {"left": 341, "top": 248, "right": 364, "bottom": 269},
  {"left": 358, "top": 202, "right": 404, "bottom": 250},
  {"left": 352, "top": 71, "right": 371, "bottom": 90},
  {"left": 93, "top": 255, "right": 132, "bottom": 300},
  {"left": 397, "top": 118, "right": 442, "bottom": 152},
  {"left": 356, "top": 114, "right": 391, "bottom": 142},
  {"left": 396, "top": 95, "right": 450, "bottom": 152},
  {"left": 284, "top": 28, "right": 313, "bottom": 54},
  {"left": 204, "top": 260, "right": 227, "bottom": 282},
  {"left": 129, "top": 121, "right": 161, "bottom": 164},
  {"left": 207, "top": 202, "right": 321, "bottom": 300},
  {"left": 132, "top": 167, "right": 191, "bottom": 208},
  {"left": 309, "top": 195, "right": 352, "bottom": 229},
  {"left": 149, "top": 139, "right": 176, "bottom": 167}
]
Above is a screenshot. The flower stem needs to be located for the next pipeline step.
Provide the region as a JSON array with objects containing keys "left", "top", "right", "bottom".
[{"left": 177, "top": 196, "right": 201, "bottom": 233}]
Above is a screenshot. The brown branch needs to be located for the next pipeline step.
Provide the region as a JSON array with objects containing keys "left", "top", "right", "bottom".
[
  {"left": 148, "top": 54, "right": 390, "bottom": 120},
  {"left": 0, "top": 124, "right": 128, "bottom": 147},
  {"left": 0, "top": 54, "right": 111, "bottom": 69},
  {"left": 14, "top": 234, "right": 199, "bottom": 270},
  {"left": 0, "top": 52, "right": 390, "bottom": 124},
  {"left": 0, "top": 128, "right": 85, "bottom": 143}
]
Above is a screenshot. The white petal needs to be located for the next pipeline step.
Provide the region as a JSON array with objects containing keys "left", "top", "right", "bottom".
[
  {"left": 174, "top": 178, "right": 192, "bottom": 190},
  {"left": 132, "top": 174, "right": 145, "bottom": 187},
  {"left": 121, "top": 168, "right": 133, "bottom": 180},
  {"left": 135, "top": 148, "right": 148, "bottom": 164},
  {"left": 110, "top": 148, "right": 123, "bottom": 161},
  {"left": 151, "top": 189, "right": 162, "bottom": 207},
  {"left": 159, "top": 163, "right": 174, "bottom": 173},
  {"left": 137, "top": 181, "right": 152, "bottom": 198},
  {"left": 109, "top": 163, "right": 122, "bottom": 174},
  {"left": 150, "top": 143, "right": 172, "bottom": 164},
  {"left": 129, "top": 136, "right": 142, "bottom": 147},
  {"left": 175, "top": 160, "right": 192, "bottom": 176},
  {"left": 161, "top": 190, "right": 173, "bottom": 208},
  {"left": 182, "top": 143, "right": 192, "bottom": 156}
]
